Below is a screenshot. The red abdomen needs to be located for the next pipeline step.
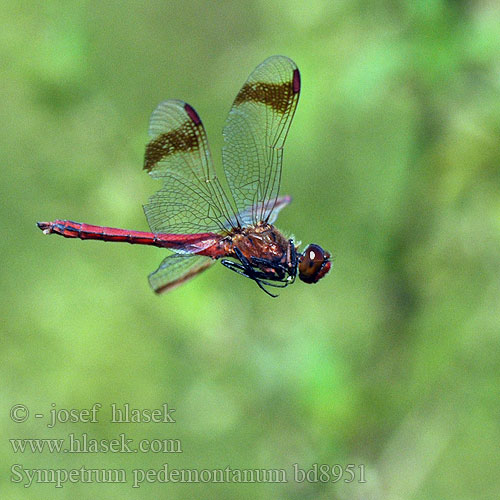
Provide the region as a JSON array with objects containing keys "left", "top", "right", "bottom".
[{"left": 37, "top": 220, "right": 222, "bottom": 254}]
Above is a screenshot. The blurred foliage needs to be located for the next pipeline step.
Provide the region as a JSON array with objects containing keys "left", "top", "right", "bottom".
[{"left": 1, "top": 0, "right": 500, "bottom": 498}]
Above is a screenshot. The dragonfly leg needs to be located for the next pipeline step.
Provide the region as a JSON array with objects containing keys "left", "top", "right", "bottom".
[
  {"left": 230, "top": 248, "right": 281, "bottom": 297},
  {"left": 288, "top": 239, "right": 298, "bottom": 280},
  {"left": 221, "top": 259, "right": 278, "bottom": 297},
  {"left": 220, "top": 256, "right": 272, "bottom": 282},
  {"left": 254, "top": 279, "right": 289, "bottom": 288},
  {"left": 249, "top": 256, "right": 287, "bottom": 280},
  {"left": 222, "top": 258, "right": 288, "bottom": 286},
  {"left": 233, "top": 247, "right": 258, "bottom": 275},
  {"left": 220, "top": 259, "right": 251, "bottom": 278},
  {"left": 254, "top": 279, "right": 278, "bottom": 298},
  {"left": 250, "top": 240, "right": 298, "bottom": 283}
]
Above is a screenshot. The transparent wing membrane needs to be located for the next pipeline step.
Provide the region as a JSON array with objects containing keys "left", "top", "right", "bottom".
[
  {"left": 222, "top": 55, "right": 300, "bottom": 225},
  {"left": 232, "top": 195, "right": 292, "bottom": 227},
  {"left": 149, "top": 253, "right": 214, "bottom": 294},
  {"left": 143, "top": 100, "right": 234, "bottom": 234}
]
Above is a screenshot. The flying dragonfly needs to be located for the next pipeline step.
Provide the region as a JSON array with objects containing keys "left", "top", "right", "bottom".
[{"left": 38, "top": 55, "right": 331, "bottom": 297}]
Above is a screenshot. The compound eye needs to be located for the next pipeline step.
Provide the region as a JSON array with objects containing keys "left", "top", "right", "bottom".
[{"left": 298, "top": 244, "right": 331, "bottom": 284}]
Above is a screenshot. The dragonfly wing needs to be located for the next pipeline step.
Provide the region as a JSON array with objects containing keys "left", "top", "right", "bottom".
[
  {"left": 144, "top": 100, "right": 234, "bottom": 234},
  {"left": 228, "top": 195, "right": 292, "bottom": 228},
  {"left": 222, "top": 56, "right": 300, "bottom": 226},
  {"left": 149, "top": 253, "right": 214, "bottom": 294}
]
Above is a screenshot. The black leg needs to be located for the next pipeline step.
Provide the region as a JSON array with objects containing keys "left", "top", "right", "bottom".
[
  {"left": 234, "top": 248, "right": 282, "bottom": 297},
  {"left": 249, "top": 256, "right": 287, "bottom": 280},
  {"left": 289, "top": 239, "right": 298, "bottom": 280},
  {"left": 254, "top": 279, "right": 278, "bottom": 298},
  {"left": 221, "top": 248, "right": 296, "bottom": 297},
  {"left": 255, "top": 279, "right": 289, "bottom": 288},
  {"left": 221, "top": 259, "right": 251, "bottom": 278}
]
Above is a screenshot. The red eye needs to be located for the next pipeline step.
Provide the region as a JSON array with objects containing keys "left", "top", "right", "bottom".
[{"left": 298, "top": 244, "right": 331, "bottom": 284}]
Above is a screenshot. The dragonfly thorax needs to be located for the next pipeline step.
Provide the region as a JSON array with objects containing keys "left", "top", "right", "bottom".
[
  {"left": 229, "top": 222, "right": 291, "bottom": 265},
  {"left": 217, "top": 222, "right": 299, "bottom": 296}
]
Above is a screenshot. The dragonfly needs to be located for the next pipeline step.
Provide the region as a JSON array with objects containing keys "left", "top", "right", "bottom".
[{"left": 38, "top": 55, "right": 331, "bottom": 297}]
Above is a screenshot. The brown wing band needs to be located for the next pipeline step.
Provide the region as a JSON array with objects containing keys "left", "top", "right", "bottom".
[
  {"left": 144, "top": 120, "right": 201, "bottom": 172},
  {"left": 233, "top": 78, "right": 298, "bottom": 114}
]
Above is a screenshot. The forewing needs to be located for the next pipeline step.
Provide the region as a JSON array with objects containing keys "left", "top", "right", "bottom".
[
  {"left": 149, "top": 253, "right": 214, "bottom": 294},
  {"left": 144, "top": 100, "right": 234, "bottom": 234},
  {"left": 222, "top": 55, "right": 300, "bottom": 226}
]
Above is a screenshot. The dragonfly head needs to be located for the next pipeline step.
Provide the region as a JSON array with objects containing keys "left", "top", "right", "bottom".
[{"left": 298, "top": 244, "right": 331, "bottom": 284}]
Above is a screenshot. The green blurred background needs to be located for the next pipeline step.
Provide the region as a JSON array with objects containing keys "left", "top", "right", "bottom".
[{"left": 2, "top": 1, "right": 500, "bottom": 498}]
